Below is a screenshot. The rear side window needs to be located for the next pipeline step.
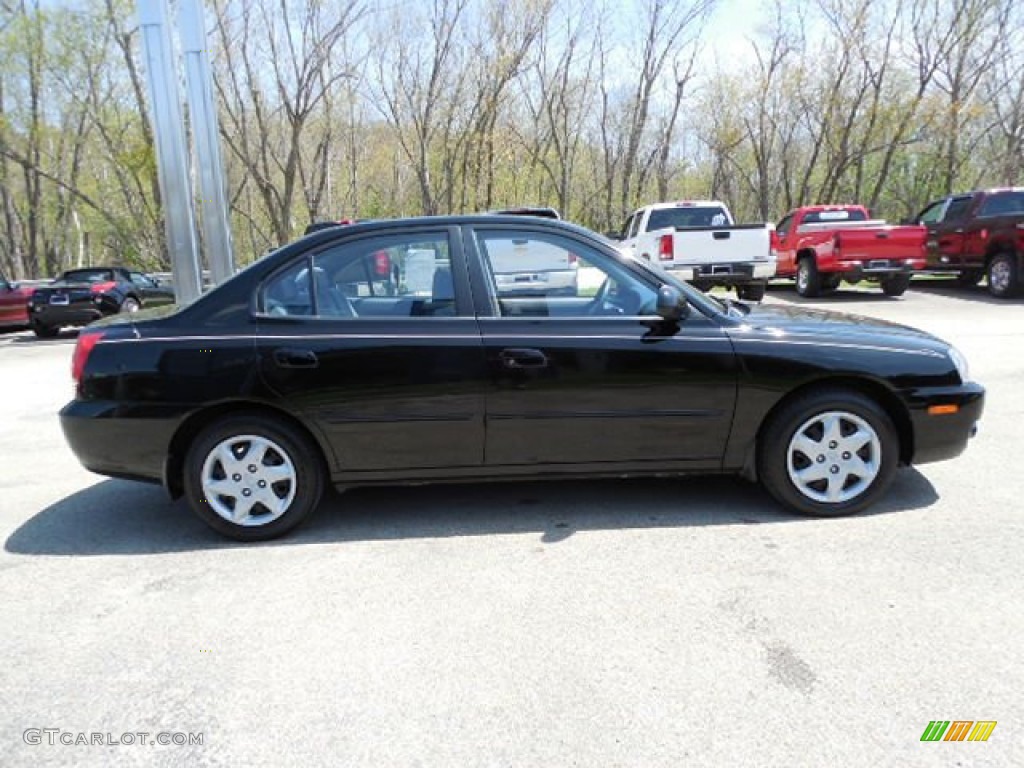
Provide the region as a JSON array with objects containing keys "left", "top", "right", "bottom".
[
  {"left": 262, "top": 232, "right": 459, "bottom": 318},
  {"left": 978, "top": 191, "right": 1024, "bottom": 217}
]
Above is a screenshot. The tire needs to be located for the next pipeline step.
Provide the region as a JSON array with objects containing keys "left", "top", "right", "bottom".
[
  {"left": 795, "top": 257, "right": 821, "bottom": 297},
  {"left": 821, "top": 274, "right": 842, "bottom": 293},
  {"left": 31, "top": 319, "right": 59, "bottom": 338},
  {"left": 987, "top": 253, "right": 1020, "bottom": 298},
  {"left": 183, "top": 413, "right": 325, "bottom": 541},
  {"left": 691, "top": 280, "right": 712, "bottom": 293},
  {"left": 880, "top": 274, "right": 911, "bottom": 297},
  {"left": 121, "top": 297, "right": 141, "bottom": 313},
  {"left": 738, "top": 282, "right": 766, "bottom": 302},
  {"left": 757, "top": 388, "right": 898, "bottom": 517},
  {"left": 954, "top": 269, "right": 983, "bottom": 288}
]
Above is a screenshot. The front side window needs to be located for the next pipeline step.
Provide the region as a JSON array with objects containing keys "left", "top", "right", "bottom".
[
  {"left": 473, "top": 229, "right": 658, "bottom": 318},
  {"left": 129, "top": 272, "right": 156, "bottom": 288},
  {"left": 262, "top": 232, "right": 458, "bottom": 318},
  {"left": 917, "top": 200, "right": 946, "bottom": 225},
  {"left": 775, "top": 214, "right": 794, "bottom": 237},
  {"left": 943, "top": 197, "right": 973, "bottom": 222}
]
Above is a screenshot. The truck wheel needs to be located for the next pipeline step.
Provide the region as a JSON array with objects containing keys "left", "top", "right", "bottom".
[
  {"left": 987, "top": 253, "right": 1020, "bottom": 298},
  {"left": 691, "top": 280, "right": 712, "bottom": 293},
  {"left": 954, "top": 269, "right": 983, "bottom": 288},
  {"left": 738, "top": 282, "right": 766, "bottom": 301},
  {"left": 881, "top": 274, "right": 911, "bottom": 297},
  {"left": 821, "top": 274, "right": 842, "bottom": 293},
  {"left": 757, "top": 387, "right": 898, "bottom": 517},
  {"left": 31, "top": 319, "right": 59, "bottom": 338},
  {"left": 795, "top": 257, "right": 821, "bottom": 297}
]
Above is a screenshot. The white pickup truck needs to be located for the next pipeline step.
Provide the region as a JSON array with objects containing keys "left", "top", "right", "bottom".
[{"left": 616, "top": 200, "right": 776, "bottom": 301}]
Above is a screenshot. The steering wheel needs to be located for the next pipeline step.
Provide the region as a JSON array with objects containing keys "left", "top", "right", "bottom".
[{"left": 586, "top": 277, "right": 614, "bottom": 316}]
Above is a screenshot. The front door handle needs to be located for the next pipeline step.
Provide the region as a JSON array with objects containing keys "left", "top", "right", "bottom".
[
  {"left": 499, "top": 348, "right": 548, "bottom": 369},
  {"left": 273, "top": 347, "right": 319, "bottom": 368}
]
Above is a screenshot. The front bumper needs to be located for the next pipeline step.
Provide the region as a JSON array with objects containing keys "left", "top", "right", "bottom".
[{"left": 907, "top": 381, "right": 985, "bottom": 465}]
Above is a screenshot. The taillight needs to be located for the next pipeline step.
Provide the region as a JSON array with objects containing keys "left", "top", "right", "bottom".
[
  {"left": 71, "top": 330, "right": 105, "bottom": 393},
  {"left": 373, "top": 251, "right": 390, "bottom": 276},
  {"left": 90, "top": 281, "right": 117, "bottom": 293},
  {"left": 658, "top": 234, "right": 673, "bottom": 261}
]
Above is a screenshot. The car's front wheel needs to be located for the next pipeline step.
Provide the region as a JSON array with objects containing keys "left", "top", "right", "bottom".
[
  {"left": 121, "top": 297, "right": 141, "bottom": 313},
  {"left": 183, "top": 413, "right": 325, "bottom": 541},
  {"left": 758, "top": 388, "right": 898, "bottom": 517}
]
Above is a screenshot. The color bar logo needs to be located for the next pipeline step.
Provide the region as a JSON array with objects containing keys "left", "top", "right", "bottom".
[{"left": 920, "top": 721, "right": 997, "bottom": 742}]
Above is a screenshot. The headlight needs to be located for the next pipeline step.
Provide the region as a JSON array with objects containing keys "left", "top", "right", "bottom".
[{"left": 948, "top": 345, "right": 970, "bottom": 383}]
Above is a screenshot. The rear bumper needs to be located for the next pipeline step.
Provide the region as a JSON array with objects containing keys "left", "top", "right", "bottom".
[
  {"left": 907, "top": 382, "right": 985, "bottom": 465},
  {"left": 60, "top": 399, "right": 178, "bottom": 485},
  {"left": 666, "top": 260, "right": 775, "bottom": 284},
  {"left": 32, "top": 302, "right": 115, "bottom": 327}
]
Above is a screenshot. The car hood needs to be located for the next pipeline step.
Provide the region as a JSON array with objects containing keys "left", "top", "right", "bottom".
[{"left": 727, "top": 302, "right": 949, "bottom": 349}]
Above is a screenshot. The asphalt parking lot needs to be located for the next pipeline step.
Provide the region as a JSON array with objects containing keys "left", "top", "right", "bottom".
[{"left": 1, "top": 279, "right": 1022, "bottom": 767}]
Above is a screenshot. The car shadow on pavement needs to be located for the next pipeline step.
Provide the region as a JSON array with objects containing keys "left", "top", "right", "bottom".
[
  {"left": 5, "top": 468, "right": 940, "bottom": 557},
  {"left": 11, "top": 329, "right": 79, "bottom": 344},
  {"left": 908, "top": 279, "right": 1024, "bottom": 305},
  {"left": 765, "top": 284, "right": 904, "bottom": 304}
]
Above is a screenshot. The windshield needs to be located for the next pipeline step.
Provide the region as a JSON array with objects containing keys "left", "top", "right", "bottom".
[{"left": 647, "top": 206, "right": 729, "bottom": 230}]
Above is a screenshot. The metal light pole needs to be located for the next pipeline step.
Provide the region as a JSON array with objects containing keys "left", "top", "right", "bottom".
[
  {"left": 179, "top": 0, "right": 235, "bottom": 286},
  {"left": 137, "top": 0, "right": 203, "bottom": 303}
]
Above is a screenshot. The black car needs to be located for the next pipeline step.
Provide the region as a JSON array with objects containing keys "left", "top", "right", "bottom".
[
  {"left": 29, "top": 267, "right": 175, "bottom": 338},
  {"left": 60, "top": 216, "right": 984, "bottom": 541}
]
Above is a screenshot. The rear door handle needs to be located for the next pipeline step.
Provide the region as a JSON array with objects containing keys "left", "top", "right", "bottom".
[
  {"left": 500, "top": 348, "right": 548, "bottom": 369},
  {"left": 273, "top": 347, "right": 319, "bottom": 368}
]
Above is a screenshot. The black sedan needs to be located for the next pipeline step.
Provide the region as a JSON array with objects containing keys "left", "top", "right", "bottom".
[
  {"left": 28, "top": 266, "right": 174, "bottom": 338},
  {"left": 60, "top": 216, "right": 984, "bottom": 540}
]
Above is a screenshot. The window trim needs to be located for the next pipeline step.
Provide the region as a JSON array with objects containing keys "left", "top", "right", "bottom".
[
  {"left": 464, "top": 224, "right": 678, "bottom": 321},
  {"left": 254, "top": 225, "right": 473, "bottom": 322}
]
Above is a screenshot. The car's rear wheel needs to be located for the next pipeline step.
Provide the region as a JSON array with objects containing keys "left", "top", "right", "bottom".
[
  {"left": 758, "top": 388, "right": 898, "bottom": 517},
  {"left": 183, "top": 413, "right": 325, "bottom": 541},
  {"left": 880, "top": 274, "right": 911, "bottom": 297},
  {"left": 121, "top": 297, "right": 141, "bottom": 313},
  {"left": 795, "top": 257, "right": 821, "bottom": 297},
  {"left": 987, "top": 253, "right": 1020, "bottom": 298},
  {"left": 738, "top": 282, "right": 766, "bottom": 301},
  {"left": 821, "top": 274, "right": 842, "bottom": 293},
  {"left": 31, "top": 319, "right": 59, "bottom": 338}
]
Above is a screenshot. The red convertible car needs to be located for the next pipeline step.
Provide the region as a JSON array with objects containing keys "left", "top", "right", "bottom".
[{"left": 0, "top": 273, "right": 34, "bottom": 330}]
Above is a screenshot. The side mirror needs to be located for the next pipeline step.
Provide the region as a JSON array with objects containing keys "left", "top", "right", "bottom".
[{"left": 655, "top": 284, "right": 688, "bottom": 321}]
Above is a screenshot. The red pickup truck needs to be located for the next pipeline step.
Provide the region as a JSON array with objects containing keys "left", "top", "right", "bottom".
[
  {"left": 912, "top": 188, "right": 1024, "bottom": 298},
  {"left": 773, "top": 205, "right": 926, "bottom": 297}
]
